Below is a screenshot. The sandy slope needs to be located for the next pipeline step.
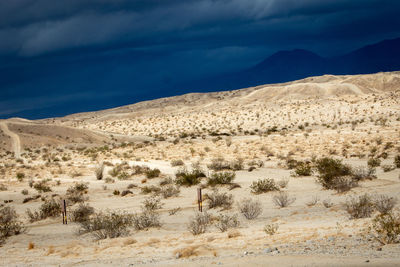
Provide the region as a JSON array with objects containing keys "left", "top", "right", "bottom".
[
  {"left": 0, "top": 121, "right": 21, "bottom": 158},
  {"left": 0, "top": 71, "right": 399, "bottom": 266}
]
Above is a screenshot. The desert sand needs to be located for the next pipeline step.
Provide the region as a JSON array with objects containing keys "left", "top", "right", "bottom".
[{"left": 0, "top": 71, "right": 400, "bottom": 266}]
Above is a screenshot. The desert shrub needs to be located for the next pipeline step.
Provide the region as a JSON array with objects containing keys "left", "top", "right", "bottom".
[
  {"left": 142, "top": 198, "right": 163, "bottom": 211},
  {"left": 285, "top": 158, "right": 299, "bottom": 169},
  {"left": 332, "top": 176, "right": 358, "bottom": 193},
  {"left": 175, "top": 168, "right": 205, "bottom": 186},
  {"left": 207, "top": 157, "right": 231, "bottom": 171},
  {"left": 23, "top": 195, "right": 40, "bottom": 203},
  {"left": 66, "top": 183, "right": 88, "bottom": 204},
  {"left": 0, "top": 184, "right": 7, "bottom": 191},
  {"left": 159, "top": 177, "right": 173, "bottom": 186},
  {"left": 272, "top": 192, "right": 296, "bottom": 208},
  {"left": 306, "top": 196, "right": 319, "bottom": 207},
  {"left": 238, "top": 198, "right": 262, "bottom": 220},
  {"left": 0, "top": 206, "right": 25, "bottom": 243},
  {"left": 21, "top": 189, "right": 29, "bottom": 195},
  {"left": 374, "top": 195, "right": 397, "bottom": 214},
  {"left": 345, "top": 194, "right": 374, "bottom": 219},
  {"left": 277, "top": 178, "right": 289, "bottom": 188},
  {"left": 71, "top": 203, "right": 94, "bottom": 222},
  {"left": 104, "top": 177, "right": 115, "bottom": 184},
  {"left": 231, "top": 158, "right": 244, "bottom": 171},
  {"left": 33, "top": 180, "right": 52, "bottom": 193},
  {"left": 315, "top": 157, "right": 352, "bottom": 190},
  {"left": 140, "top": 185, "right": 161, "bottom": 195},
  {"left": 121, "top": 190, "right": 133, "bottom": 197},
  {"left": 250, "top": 178, "right": 279, "bottom": 194},
  {"left": 322, "top": 199, "right": 333, "bottom": 208},
  {"left": 382, "top": 164, "right": 396, "bottom": 172},
  {"left": 215, "top": 214, "right": 240, "bottom": 232},
  {"left": 145, "top": 168, "right": 161, "bottom": 179},
  {"left": 132, "top": 211, "right": 161, "bottom": 230},
  {"left": 78, "top": 211, "right": 133, "bottom": 239},
  {"left": 205, "top": 189, "right": 234, "bottom": 210},
  {"left": 26, "top": 198, "right": 61, "bottom": 222},
  {"left": 367, "top": 158, "right": 381, "bottom": 168},
  {"left": 95, "top": 163, "right": 104, "bottom": 180},
  {"left": 113, "top": 190, "right": 120, "bottom": 196},
  {"left": 16, "top": 172, "right": 25, "bottom": 181},
  {"left": 372, "top": 212, "right": 400, "bottom": 244},
  {"left": 264, "top": 223, "right": 278, "bottom": 235},
  {"left": 293, "top": 162, "right": 313, "bottom": 176},
  {"left": 394, "top": 155, "right": 400, "bottom": 168},
  {"left": 127, "top": 183, "right": 137, "bottom": 189},
  {"left": 68, "top": 182, "right": 88, "bottom": 193},
  {"left": 171, "top": 159, "right": 184, "bottom": 167},
  {"left": 352, "top": 166, "right": 377, "bottom": 181},
  {"left": 160, "top": 185, "right": 180, "bottom": 198},
  {"left": 187, "top": 212, "right": 211, "bottom": 235},
  {"left": 207, "top": 171, "right": 235, "bottom": 186}
]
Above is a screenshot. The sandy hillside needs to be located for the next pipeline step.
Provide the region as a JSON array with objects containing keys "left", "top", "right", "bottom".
[{"left": 0, "top": 71, "right": 400, "bottom": 266}]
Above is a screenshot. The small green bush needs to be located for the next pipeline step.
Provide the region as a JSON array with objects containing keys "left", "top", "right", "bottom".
[
  {"left": 26, "top": 198, "right": 61, "bottom": 222},
  {"left": 175, "top": 168, "right": 205, "bottom": 186},
  {"left": 170, "top": 159, "right": 184, "bottom": 167},
  {"left": 145, "top": 168, "right": 161, "bottom": 179},
  {"left": 250, "top": 178, "right": 279, "bottom": 194},
  {"left": 0, "top": 206, "right": 25, "bottom": 243},
  {"left": 293, "top": 162, "right": 313, "bottom": 176},
  {"left": 71, "top": 203, "right": 94, "bottom": 222},
  {"left": 315, "top": 157, "right": 352, "bottom": 190},
  {"left": 394, "top": 155, "right": 400, "bottom": 168},
  {"left": 33, "top": 180, "right": 52, "bottom": 193},
  {"left": 207, "top": 171, "right": 235, "bottom": 186},
  {"left": 367, "top": 158, "right": 381, "bottom": 168}
]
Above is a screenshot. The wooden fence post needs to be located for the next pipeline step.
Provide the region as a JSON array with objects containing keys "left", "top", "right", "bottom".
[
  {"left": 61, "top": 199, "right": 67, "bottom": 224},
  {"left": 197, "top": 188, "right": 202, "bottom": 212}
]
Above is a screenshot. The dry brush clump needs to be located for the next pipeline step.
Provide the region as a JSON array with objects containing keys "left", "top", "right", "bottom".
[
  {"left": 78, "top": 211, "right": 134, "bottom": 239},
  {"left": 215, "top": 214, "right": 240, "bottom": 232},
  {"left": 66, "top": 182, "right": 89, "bottom": 204},
  {"left": 187, "top": 212, "right": 212, "bottom": 235},
  {"left": 344, "top": 194, "right": 374, "bottom": 219},
  {"left": 372, "top": 211, "right": 400, "bottom": 244},
  {"left": 160, "top": 185, "right": 180, "bottom": 198},
  {"left": 0, "top": 206, "right": 25, "bottom": 244},
  {"left": 238, "top": 198, "right": 262, "bottom": 220},
  {"left": 26, "top": 198, "right": 61, "bottom": 222},
  {"left": 70, "top": 203, "right": 94, "bottom": 222},
  {"left": 250, "top": 178, "right": 279, "bottom": 194},
  {"left": 264, "top": 223, "right": 279, "bottom": 235},
  {"left": 272, "top": 192, "right": 296, "bottom": 208},
  {"left": 205, "top": 189, "right": 234, "bottom": 210},
  {"left": 373, "top": 195, "right": 397, "bottom": 214}
]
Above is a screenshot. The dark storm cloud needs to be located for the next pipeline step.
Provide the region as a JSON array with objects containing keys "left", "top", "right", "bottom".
[{"left": 1, "top": 0, "right": 399, "bottom": 57}]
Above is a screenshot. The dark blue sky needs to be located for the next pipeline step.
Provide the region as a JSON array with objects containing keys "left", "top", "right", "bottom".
[{"left": 1, "top": 0, "right": 400, "bottom": 119}]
